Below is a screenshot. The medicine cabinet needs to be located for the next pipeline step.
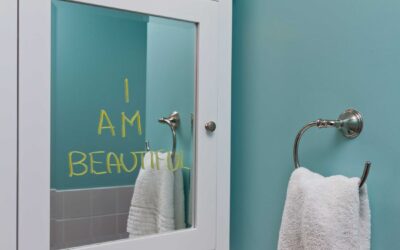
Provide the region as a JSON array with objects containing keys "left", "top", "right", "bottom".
[{"left": 0, "top": 0, "right": 231, "bottom": 249}]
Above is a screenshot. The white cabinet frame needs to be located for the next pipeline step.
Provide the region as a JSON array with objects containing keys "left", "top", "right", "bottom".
[
  {"left": 0, "top": 0, "right": 17, "bottom": 249},
  {"left": 17, "top": 0, "right": 231, "bottom": 249}
]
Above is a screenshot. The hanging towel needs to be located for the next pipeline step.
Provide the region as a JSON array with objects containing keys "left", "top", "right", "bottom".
[
  {"left": 278, "top": 167, "right": 370, "bottom": 250},
  {"left": 127, "top": 152, "right": 186, "bottom": 237}
]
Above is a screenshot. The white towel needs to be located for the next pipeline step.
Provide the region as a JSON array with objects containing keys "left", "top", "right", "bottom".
[
  {"left": 127, "top": 152, "right": 186, "bottom": 237},
  {"left": 278, "top": 167, "right": 370, "bottom": 250}
]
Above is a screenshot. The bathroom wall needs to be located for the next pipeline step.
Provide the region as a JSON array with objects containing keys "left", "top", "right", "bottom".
[
  {"left": 232, "top": 0, "right": 400, "bottom": 249},
  {"left": 50, "top": 186, "right": 133, "bottom": 249}
]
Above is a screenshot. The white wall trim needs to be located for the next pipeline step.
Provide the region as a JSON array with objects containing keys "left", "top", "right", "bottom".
[
  {"left": 216, "top": 1, "right": 232, "bottom": 250},
  {"left": 0, "top": 0, "right": 17, "bottom": 249}
]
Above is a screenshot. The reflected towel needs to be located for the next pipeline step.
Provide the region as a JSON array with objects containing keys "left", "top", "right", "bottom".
[
  {"left": 127, "top": 152, "right": 185, "bottom": 237},
  {"left": 278, "top": 167, "right": 370, "bottom": 250}
]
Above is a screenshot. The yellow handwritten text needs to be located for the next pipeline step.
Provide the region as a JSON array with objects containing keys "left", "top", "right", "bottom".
[
  {"left": 97, "top": 110, "right": 142, "bottom": 138},
  {"left": 68, "top": 150, "right": 185, "bottom": 177},
  {"left": 121, "top": 111, "right": 142, "bottom": 138},
  {"left": 97, "top": 109, "right": 116, "bottom": 136},
  {"left": 124, "top": 78, "right": 130, "bottom": 103}
]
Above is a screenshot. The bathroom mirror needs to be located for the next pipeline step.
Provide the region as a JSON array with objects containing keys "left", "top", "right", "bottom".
[{"left": 50, "top": 0, "right": 195, "bottom": 249}]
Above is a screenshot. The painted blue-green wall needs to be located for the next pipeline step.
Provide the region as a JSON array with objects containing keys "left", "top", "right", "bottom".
[{"left": 232, "top": 0, "right": 400, "bottom": 249}]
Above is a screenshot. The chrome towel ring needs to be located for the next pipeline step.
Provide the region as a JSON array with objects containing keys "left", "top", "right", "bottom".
[
  {"left": 293, "top": 108, "right": 371, "bottom": 188},
  {"left": 159, "top": 111, "right": 180, "bottom": 164}
]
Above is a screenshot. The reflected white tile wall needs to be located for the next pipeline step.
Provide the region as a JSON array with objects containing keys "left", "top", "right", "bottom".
[{"left": 50, "top": 186, "right": 133, "bottom": 250}]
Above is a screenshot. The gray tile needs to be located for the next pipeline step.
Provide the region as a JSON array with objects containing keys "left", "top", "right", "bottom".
[
  {"left": 92, "top": 234, "right": 121, "bottom": 244},
  {"left": 50, "top": 190, "right": 56, "bottom": 219},
  {"left": 63, "top": 218, "right": 93, "bottom": 248},
  {"left": 50, "top": 219, "right": 64, "bottom": 250},
  {"left": 63, "top": 190, "right": 91, "bottom": 219},
  {"left": 92, "top": 215, "right": 117, "bottom": 240},
  {"left": 92, "top": 188, "right": 117, "bottom": 216},
  {"left": 116, "top": 187, "right": 133, "bottom": 213},
  {"left": 51, "top": 190, "right": 63, "bottom": 219},
  {"left": 118, "top": 232, "right": 129, "bottom": 239},
  {"left": 116, "top": 213, "right": 129, "bottom": 234}
]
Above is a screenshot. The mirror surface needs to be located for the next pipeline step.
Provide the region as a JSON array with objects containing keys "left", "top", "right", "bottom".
[{"left": 50, "top": 1, "right": 196, "bottom": 249}]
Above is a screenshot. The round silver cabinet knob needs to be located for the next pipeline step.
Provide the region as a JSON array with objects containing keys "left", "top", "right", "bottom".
[{"left": 205, "top": 121, "right": 216, "bottom": 132}]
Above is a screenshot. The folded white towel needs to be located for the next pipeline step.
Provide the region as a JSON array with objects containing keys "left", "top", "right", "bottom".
[
  {"left": 127, "top": 152, "right": 186, "bottom": 237},
  {"left": 278, "top": 167, "right": 370, "bottom": 250}
]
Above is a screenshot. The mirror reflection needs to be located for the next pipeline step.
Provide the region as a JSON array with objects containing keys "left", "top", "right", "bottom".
[{"left": 50, "top": 1, "right": 196, "bottom": 249}]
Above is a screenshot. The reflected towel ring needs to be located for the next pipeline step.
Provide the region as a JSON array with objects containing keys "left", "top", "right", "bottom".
[
  {"left": 293, "top": 109, "right": 371, "bottom": 188},
  {"left": 159, "top": 111, "right": 180, "bottom": 164}
]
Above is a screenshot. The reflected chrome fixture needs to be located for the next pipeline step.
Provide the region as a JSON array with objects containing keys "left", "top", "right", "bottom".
[
  {"left": 293, "top": 108, "right": 371, "bottom": 188},
  {"left": 145, "top": 140, "right": 150, "bottom": 151},
  {"left": 205, "top": 121, "right": 216, "bottom": 132},
  {"left": 159, "top": 111, "right": 180, "bottom": 163},
  {"left": 191, "top": 113, "right": 194, "bottom": 130}
]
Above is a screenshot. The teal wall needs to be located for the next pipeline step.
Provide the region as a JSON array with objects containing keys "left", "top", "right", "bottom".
[
  {"left": 51, "top": 1, "right": 148, "bottom": 189},
  {"left": 232, "top": 0, "right": 400, "bottom": 249}
]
